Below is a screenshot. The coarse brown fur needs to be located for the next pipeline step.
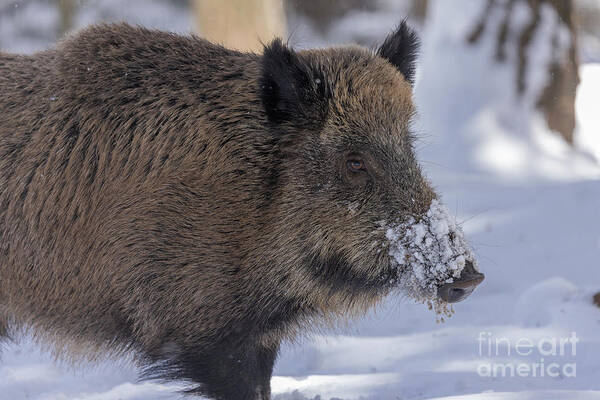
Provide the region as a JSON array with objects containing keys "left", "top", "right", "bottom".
[{"left": 0, "top": 22, "right": 432, "bottom": 399}]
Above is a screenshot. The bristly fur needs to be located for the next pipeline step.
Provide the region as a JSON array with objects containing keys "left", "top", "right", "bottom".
[
  {"left": 0, "top": 21, "right": 433, "bottom": 400},
  {"left": 377, "top": 20, "right": 420, "bottom": 85}
]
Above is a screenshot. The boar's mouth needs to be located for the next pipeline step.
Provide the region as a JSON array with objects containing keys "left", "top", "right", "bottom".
[
  {"left": 300, "top": 198, "right": 484, "bottom": 303},
  {"left": 436, "top": 260, "right": 484, "bottom": 303},
  {"left": 302, "top": 248, "right": 391, "bottom": 294},
  {"left": 384, "top": 199, "right": 483, "bottom": 303}
]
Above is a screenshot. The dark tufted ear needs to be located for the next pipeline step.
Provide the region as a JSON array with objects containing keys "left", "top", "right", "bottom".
[
  {"left": 377, "top": 20, "right": 420, "bottom": 86},
  {"left": 260, "top": 39, "right": 329, "bottom": 127}
]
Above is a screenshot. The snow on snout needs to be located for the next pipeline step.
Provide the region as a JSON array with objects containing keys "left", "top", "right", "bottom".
[{"left": 385, "top": 199, "right": 477, "bottom": 301}]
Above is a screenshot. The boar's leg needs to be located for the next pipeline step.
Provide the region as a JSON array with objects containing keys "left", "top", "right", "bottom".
[
  {"left": 0, "top": 310, "right": 7, "bottom": 338},
  {"left": 0, "top": 313, "right": 9, "bottom": 352},
  {"left": 145, "top": 339, "right": 279, "bottom": 400},
  {"left": 197, "top": 342, "right": 278, "bottom": 400}
]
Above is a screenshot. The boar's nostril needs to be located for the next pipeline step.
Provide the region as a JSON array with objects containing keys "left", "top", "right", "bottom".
[
  {"left": 438, "top": 283, "right": 471, "bottom": 303},
  {"left": 449, "top": 287, "right": 465, "bottom": 299},
  {"left": 437, "top": 263, "right": 485, "bottom": 303}
]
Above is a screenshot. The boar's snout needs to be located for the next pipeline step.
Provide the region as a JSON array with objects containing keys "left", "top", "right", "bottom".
[{"left": 437, "top": 261, "right": 484, "bottom": 303}]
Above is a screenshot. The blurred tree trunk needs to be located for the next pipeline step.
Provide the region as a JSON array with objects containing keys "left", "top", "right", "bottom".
[
  {"left": 409, "top": 0, "right": 428, "bottom": 25},
  {"left": 191, "top": 0, "right": 286, "bottom": 52},
  {"left": 286, "top": 0, "right": 377, "bottom": 34},
  {"left": 58, "top": 0, "right": 77, "bottom": 37},
  {"left": 536, "top": 0, "right": 579, "bottom": 144},
  {"left": 467, "top": 0, "right": 579, "bottom": 144}
]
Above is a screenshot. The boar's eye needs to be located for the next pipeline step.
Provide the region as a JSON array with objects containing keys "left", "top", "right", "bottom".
[{"left": 347, "top": 159, "right": 366, "bottom": 172}]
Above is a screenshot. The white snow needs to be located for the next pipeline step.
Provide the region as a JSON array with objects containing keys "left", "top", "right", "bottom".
[
  {"left": 385, "top": 199, "right": 474, "bottom": 300},
  {"left": 575, "top": 64, "right": 600, "bottom": 163},
  {"left": 426, "top": 392, "right": 600, "bottom": 400},
  {"left": 1, "top": 0, "right": 600, "bottom": 399}
]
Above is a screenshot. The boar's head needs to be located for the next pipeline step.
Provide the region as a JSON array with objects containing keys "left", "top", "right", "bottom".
[{"left": 260, "top": 21, "right": 483, "bottom": 314}]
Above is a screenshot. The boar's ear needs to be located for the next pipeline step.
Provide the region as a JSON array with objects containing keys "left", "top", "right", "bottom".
[
  {"left": 260, "top": 39, "right": 329, "bottom": 127},
  {"left": 377, "top": 20, "right": 420, "bottom": 86}
]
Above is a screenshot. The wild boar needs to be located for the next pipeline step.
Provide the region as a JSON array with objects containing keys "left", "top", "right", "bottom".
[{"left": 0, "top": 22, "right": 483, "bottom": 400}]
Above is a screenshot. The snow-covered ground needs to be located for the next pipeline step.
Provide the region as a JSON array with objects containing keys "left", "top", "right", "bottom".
[{"left": 1, "top": 0, "right": 599, "bottom": 399}]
